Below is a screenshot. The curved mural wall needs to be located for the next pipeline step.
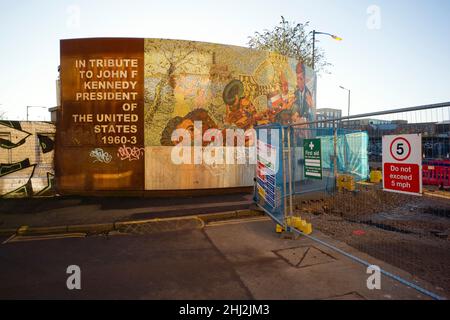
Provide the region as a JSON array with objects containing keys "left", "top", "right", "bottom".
[{"left": 58, "top": 38, "right": 316, "bottom": 192}]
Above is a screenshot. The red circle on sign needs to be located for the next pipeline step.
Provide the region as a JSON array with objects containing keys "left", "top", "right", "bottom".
[{"left": 390, "top": 137, "right": 411, "bottom": 161}]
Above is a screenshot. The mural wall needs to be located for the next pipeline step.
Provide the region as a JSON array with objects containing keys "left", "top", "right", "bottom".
[
  {"left": 58, "top": 38, "right": 316, "bottom": 193},
  {"left": 0, "top": 121, "right": 56, "bottom": 198},
  {"left": 144, "top": 39, "right": 317, "bottom": 146}
]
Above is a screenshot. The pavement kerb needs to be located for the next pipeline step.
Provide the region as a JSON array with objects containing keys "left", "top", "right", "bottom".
[
  {"left": 113, "top": 216, "right": 206, "bottom": 232},
  {"left": 0, "top": 209, "right": 265, "bottom": 237},
  {"left": 20, "top": 225, "right": 69, "bottom": 236},
  {"left": 0, "top": 228, "right": 18, "bottom": 237},
  {"left": 198, "top": 209, "right": 264, "bottom": 223},
  {"left": 68, "top": 223, "right": 115, "bottom": 234}
]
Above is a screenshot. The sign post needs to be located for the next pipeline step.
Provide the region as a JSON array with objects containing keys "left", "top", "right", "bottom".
[
  {"left": 382, "top": 134, "right": 422, "bottom": 196},
  {"left": 304, "top": 138, "right": 322, "bottom": 180}
]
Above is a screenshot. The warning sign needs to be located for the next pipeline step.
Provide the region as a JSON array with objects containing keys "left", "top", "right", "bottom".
[
  {"left": 382, "top": 134, "right": 422, "bottom": 196},
  {"left": 304, "top": 138, "right": 322, "bottom": 180}
]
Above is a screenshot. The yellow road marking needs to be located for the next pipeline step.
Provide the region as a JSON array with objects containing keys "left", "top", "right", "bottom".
[
  {"left": 3, "top": 233, "right": 86, "bottom": 244},
  {"left": 206, "top": 216, "right": 270, "bottom": 227}
]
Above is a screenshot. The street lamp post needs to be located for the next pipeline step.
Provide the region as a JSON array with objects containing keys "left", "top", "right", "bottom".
[
  {"left": 311, "top": 30, "right": 342, "bottom": 70},
  {"left": 339, "top": 86, "right": 351, "bottom": 117},
  {"left": 339, "top": 86, "right": 351, "bottom": 169}
]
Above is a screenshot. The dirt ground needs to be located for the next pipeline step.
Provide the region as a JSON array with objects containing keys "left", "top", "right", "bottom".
[{"left": 294, "top": 184, "right": 450, "bottom": 296}]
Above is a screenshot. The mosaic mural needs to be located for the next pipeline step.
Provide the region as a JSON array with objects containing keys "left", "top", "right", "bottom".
[
  {"left": 58, "top": 38, "right": 317, "bottom": 192},
  {"left": 143, "top": 39, "right": 317, "bottom": 146}
]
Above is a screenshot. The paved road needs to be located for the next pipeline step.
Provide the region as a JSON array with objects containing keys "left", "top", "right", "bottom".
[
  {"left": 0, "top": 229, "right": 251, "bottom": 299},
  {"left": 0, "top": 219, "right": 436, "bottom": 300}
]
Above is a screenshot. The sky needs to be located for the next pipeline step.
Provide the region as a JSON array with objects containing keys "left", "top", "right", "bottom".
[{"left": 0, "top": 0, "right": 449, "bottom": 121}]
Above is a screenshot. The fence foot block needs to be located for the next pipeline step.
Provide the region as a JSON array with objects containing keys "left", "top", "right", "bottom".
[
  {"left": 286, "top": 217, "right": 313, "bottom": 235},
  {"left": 276, "top": 224, "right": 284, "bottom": 233}
]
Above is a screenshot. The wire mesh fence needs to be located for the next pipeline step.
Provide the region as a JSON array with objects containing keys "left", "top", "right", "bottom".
[{"left": 285, "top": 102, "right": 450, "bottom": 295}]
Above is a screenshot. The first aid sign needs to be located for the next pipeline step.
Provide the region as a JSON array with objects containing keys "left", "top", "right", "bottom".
[{"left": 382, "top": 134, "right": 422, "bottom": 196}]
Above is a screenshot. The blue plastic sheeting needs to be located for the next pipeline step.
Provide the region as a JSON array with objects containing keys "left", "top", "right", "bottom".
[
  {"left": 317, "top": 130, "right": 369, "bottom": 181},
  {"left": 316, "top": 135, "right": 335, "bottom": 170},
  {"left": 255, "top": 125, "right": 370, "bottom": 207},
  {"left": 342, "top": 131, "right": 369, "bottom": 180}
]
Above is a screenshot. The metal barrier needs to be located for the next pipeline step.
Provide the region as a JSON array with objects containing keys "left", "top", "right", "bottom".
[
  {"left": 254, "top": 123, "right": 290, "bottom": 225},
  {"left": 423, "top": 160, "right": 450, "bottom": 187},
  {"left": 290, "top": 127, "right": 369, "bottom": 195},
  {"left": 255, "top": 102, "right": 450, "bottom": 299}
]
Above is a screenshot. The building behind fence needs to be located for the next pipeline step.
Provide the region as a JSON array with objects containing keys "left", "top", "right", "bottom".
[{"left": 293, "top": 103, "right": 450, "bottom": 196}]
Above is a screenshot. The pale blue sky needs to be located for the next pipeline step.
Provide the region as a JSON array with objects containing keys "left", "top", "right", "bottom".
[{"left": 0, "top": 0, "right": 449, "bottom": 120}]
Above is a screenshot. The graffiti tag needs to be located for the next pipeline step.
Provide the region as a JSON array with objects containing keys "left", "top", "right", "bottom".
[
  {"left": 90, "top": 148, "right": 112, "bottom": 163},
  {"left": 117, "top": 145, "right": 144, "bottom": 161}
]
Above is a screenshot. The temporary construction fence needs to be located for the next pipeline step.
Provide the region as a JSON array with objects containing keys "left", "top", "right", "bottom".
[
  {"left": 291, "top": 127, "right": 370, "bottom": 195},
  {"left": 254, "top": 102, "right": 450, "bottom": 299},
  {"left": 254, "top": 125, "right": 372, "bottom": 224},
  {"left": 254, "top": 123, "right": 288, "bottom": 224}
]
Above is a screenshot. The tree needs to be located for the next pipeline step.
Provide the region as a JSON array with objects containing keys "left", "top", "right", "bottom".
[{"left": 248, "top": 16, "right": 331, "bottom": 73}]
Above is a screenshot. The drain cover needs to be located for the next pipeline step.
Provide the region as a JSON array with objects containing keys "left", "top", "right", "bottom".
[{"left": 274, "top": 246, "right": 336, "bottom": 268}]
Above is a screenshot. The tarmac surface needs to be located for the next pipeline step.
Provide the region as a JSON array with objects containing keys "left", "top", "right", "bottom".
[
  {"left": 0, "top": 217, "right": 439, "bottom": 300},
  {"left": 0, "top": 193, "right": 253, "bottom": 229}
]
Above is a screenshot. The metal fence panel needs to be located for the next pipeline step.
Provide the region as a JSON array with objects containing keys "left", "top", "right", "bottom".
[
  {"left": 257, "top": 102, "right": 450, "bottom": 297},
  {"left": 254, "top": 124, "right": 287, "bottom": 224}
]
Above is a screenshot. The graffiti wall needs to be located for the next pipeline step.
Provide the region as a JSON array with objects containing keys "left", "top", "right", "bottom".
[
  {"left": 0, "top": 121, "right": 56, "bottom": 198},
  {"left": 58, "top": 38, "right": 316, "bottom": 192}
]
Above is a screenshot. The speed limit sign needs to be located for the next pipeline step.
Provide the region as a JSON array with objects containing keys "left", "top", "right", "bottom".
[{"left": 382, "top": 134, "right": 422, "bottom": 195}]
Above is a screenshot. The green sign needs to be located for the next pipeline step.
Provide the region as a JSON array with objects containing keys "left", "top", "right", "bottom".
[{"left": 304, "top": 138, "right": 322, "bottom": 180}]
